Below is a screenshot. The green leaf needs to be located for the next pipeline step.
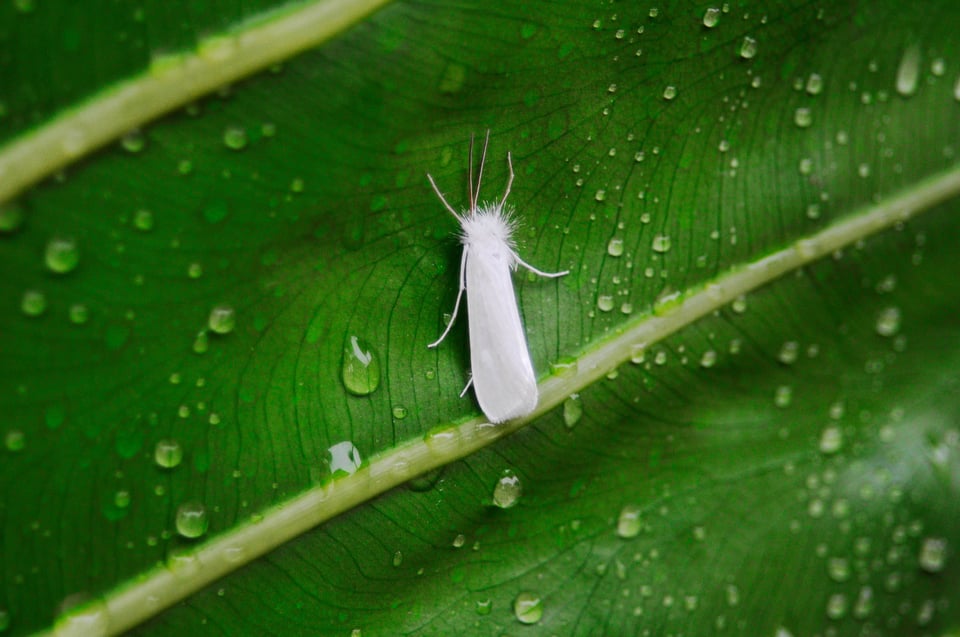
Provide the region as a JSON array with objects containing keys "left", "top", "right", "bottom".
[{"left": 2, "top": 1, "right": 959, "bottom": 636}]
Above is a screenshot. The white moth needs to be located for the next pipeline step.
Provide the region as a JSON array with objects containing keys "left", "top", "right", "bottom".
[{"left": 427, "top": 132, "right": 568, "bottom": 423}]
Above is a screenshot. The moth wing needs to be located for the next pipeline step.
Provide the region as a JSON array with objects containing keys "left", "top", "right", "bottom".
[{"left": 465, "top": 245, "right": 538, "bottom": 423}]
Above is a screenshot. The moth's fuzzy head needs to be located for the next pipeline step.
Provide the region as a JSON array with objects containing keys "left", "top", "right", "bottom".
[{"left": 460, "top": 203, "right": 517, "bottom": 249}]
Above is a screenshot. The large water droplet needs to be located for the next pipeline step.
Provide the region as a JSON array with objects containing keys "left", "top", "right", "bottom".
[
  {"left": 341, "top": 335, "right": 381, "bottom": 395},
  {"left": 513, "top": 591, "right": 543, "bottom": 624},
  {"left": 154, "top": 439, "right": 184, "bottom": 469},
  {"left": 328, "top": 440, "right": 362, "bottom": 475},
  {"left": 207, "top": 305, "right": 236, "bottom": 334},
  {"left": 607, "top": 237, "right": 624, "bottom": 256},
  {"left": 492, "top": 470, "right": 522, "bottom": 508},
  {"left": 895, "top": 44, "right": 921, "bottom": 97},
  {"left": 175, "top": 501, "right": 209, "bottom": 539},
  {"left": 702, "top": 7, "right": 720, "bottom": 27},
  {"left": 739, "top": 36, "right": 758, "bottom": 59}
]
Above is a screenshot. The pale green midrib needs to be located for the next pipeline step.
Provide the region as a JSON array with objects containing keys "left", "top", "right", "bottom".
[
  {"left": 39, "top": 165, "right": 960, "bottom": 636},
  {"left": 0, "top": 0, "right": 393, "bottom": 207}
]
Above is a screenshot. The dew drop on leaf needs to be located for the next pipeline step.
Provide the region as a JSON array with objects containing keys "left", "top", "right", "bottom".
[
  {"left": 513, "top": 591, "right": 543, "bottom": 625},
  {"left": 175, "top": 501, "right": 209, "bottom": 539},
  {"left": 563, "top": 394, "right": 583, "bottom": 428},
  {"left": 702, "top": 7, "right": 720, "bottom": 27},
  {"left": 341, "top": 335, "right": 380, "bottom": 395},
  {"left": 328, "top": 441, "right": 362, "bottom": 476},
  {"left": 616, "top": 504, "right": 642, "bottom": 538},
  {"left": 20, "top": 290, "right": 46, "bottom": 317},
  {"left": 222, "top": 126, "right": 248, "bottom": 150},
  {"left": 154, "top": 439, "right": 183, "bottom": 469},
  {"left": 739, "top": 36, "right": 757, "bottom": 59},
  {"left": 0, "top": 202, "right": 24, "bottom": 233},
  {"left": 875, "top": 306, "right": 901, "bottom": 337},
  {"left": 207, "top": 305, "right": 236, "bottom": 334},
  {"left": 492, "top": 470, "right": 522, "bottom": 509},
  {"left": 45, "top": 236, "right": 80, "bottom": 274},
  {"left": 607, "top": 237, "right": 624, "bottom": 256},
  {"left": 918, "top": 537, "right": 947, "bottom": 573},
  {"left": 895, "top": 43, "right": 921, "bottom": 97},
  {"left": 5, "top": 429, "right": 25, "bottom": 452}
]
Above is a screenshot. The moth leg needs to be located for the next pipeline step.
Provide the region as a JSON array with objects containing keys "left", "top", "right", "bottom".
[
  {"left": 515, "top": 254, "right": 569, "bottom": 279},
  {"left": 428, "top": 248, "right": 469, "bottom": 348},
  {"left": 459, "top": 375, "right": 474, "bottom": 398}
]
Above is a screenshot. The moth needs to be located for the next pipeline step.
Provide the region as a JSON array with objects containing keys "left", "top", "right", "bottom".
[{"left": 427, "top": 132, "right": 568, "bottom": 423}]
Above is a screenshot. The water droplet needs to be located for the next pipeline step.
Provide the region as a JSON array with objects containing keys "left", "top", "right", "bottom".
[
  {"left": 793, "top": 107, "right": 812, "bottom": 128},
  {"left": 341, "top": 335, "right": 381, "bottom": 395},
  {"left": 819, "top": 426, "right": 843, "bottom": 453},
  {"left": 616, "top": 504, "right": 642, "bottom": 538},
  {"left": 222, "top": 126, "right": 248, "bottom": 150},
  {"left": 825, "top": 593, "right": 847, "bottom": 619},
  {"left": 805, "top": 73, "right": 824, "bottom": 95},
  {"left": 702, "top": 7, "right": 720, "bottom": 27},
  {"left": 874, "top": 306, "right": 901, "bottom": 337},
  {"left": 187, "top": 262, "right": 203, "bottom": 279},
  {"left": 392, "top": 551, "right": 403, "bottom": 567},
  {"left": 731, "top": 295, "right": 747, "bottom": 313},
  {"left": 597, "top": 295, "right": 614, "bottom": 312},
  {"left": 154, "top": 439, "right": 183, "bottom": 469},
  {"left": 45, "top": 236, "right": 80, "bottom": 274},
  {"left": 918, "top": 537, "right": 947, "bottom": 572},
  {"left": 392, "top": 405, "right": 408, "bottom": 420},
  {"left": 5, "top": 429, "right": 25, "bottom": 452},
  {"left": 0, "top": 202, "right": 24, "bottom": 233},
  {"left": 133, "top": 209, "right": 154, "bottom": 231},
  {"left": 120, "top": 129, "right": 146, "bottom": 153},
  {"left": 513, "top": 591, "right": 543, "bottom": 624},
  {"left": 66, "top": 303, "right": 88, "bottom": 325},
  {"left": 21, "top": 290, "right": 47, "bottom": 317},
  {"left": 739, "top": 36, "right": 757, "bottom": 59},
  {"left": 328, "top": 440, "right": 362, "bottom": 475},
  {"left": 475, "top": 599, "right": 492, "bottom": 615},
  {"left": 700, "top": 349, "right": 717, "bottom": 368},
  {"left": 563, "top": 394, "right": 582, "bottom": 428},
  {"left": 607, "top": 237, "right": 624, "bottom": 256},
  {"left": 594, "top": 189, "right": 606, "bottom": 202},
  {"left": 492, "top": 470, "right": 522, "bottom": 509},
  {"left": 651, "top": 234, "right": 671, "bottom": 253},
  {"left": 774, "top": 385, "right": 792, "bottom": 408},
  {"left": 662, "top": 85, "right": 677, "bottom": 100},
  {"left": 192, "top": 330, "right": 209, "bottom": 354},
  {"left": 857, "top": 163, "right": 871, "bottom": 178},
  {"left": 778, "top": 341, "right": 799, "bottom": 364},
  {"left": 206, "top": 305, "right": 236, "bottom": 335},
  {"left": 895, "top": 44, "right": 921, "bottom": 97},
  {"left": 827, "top": 556, "right": 850, "bottom": 582},
  {"left": 175, "top": 501, "right": 209, "bottom": 539}
]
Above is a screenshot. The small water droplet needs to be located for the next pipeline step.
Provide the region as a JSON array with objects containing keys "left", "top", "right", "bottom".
[
  {"left": 120, "top": 129, "right": 146, "bottom": 153},
  {"left": 45, "top": 236, "right": 80, "bottom": 274},
  {"left": 819, "top": 424, "right": 844, "bottom": 454},
  {"left": 475, "top": 599, "right": 492, "bottom": 615},
  {"left": 607, "top": 237, "right": 624, "bottom": 256},
  {"left": 739, "top": 36, "right": 757, "bottom": 59},
  {"left": 594, "top": 189, "right": 606, "bottom": 202},
  {"left": 827, "top": 556, "right": 850, "bottom": 582},
  {"left": 133, "top": 209, "right": 154, "bottom": 231},
  {"left": 826, "top": 593, "right": 847, "bottom": 619},
  {"left": 492, "top": 470, "right": 522, "bottom": 509},
  {"left": 154, "top": 439, "right": 183, "bottom": 469},
  {"left": 597, "top": 295, "right": 614, "bottom": 312},
  {"left": 805, "top": 73, "right": 824, "bottom": 95},
  {"left": 651, "top": 234, "right": 671, "bottom": 253},
  {"left": 21, "top": 290, "right": 47, "bottom": 317},
  {"left": 207, "top": 305, "right": 236, "bottom": 334},
  {"left": 702, "top": 7, "right": 720, "bottom": 27},
  {"left": 392, "top": 405, "right": 408, "bottom": 420},
  {"left": 793, "top": 107, "right": 812, "bottom": 128},
  {"left": 918, "top": 537, "right": 947, "bottom": 572},
  {"left": 778, "top": 341, "right": 799, "bottom": 364},
  {"left": 563, "top": 394, "right": 582, "bottom": 428},
  {"left": 700, "top": 349, "right": 717, "bottom": 368},
  {"left": 774, "top": 385, "right": 793, "bottom": 408},
  {"left": 341, "top": 335, "right": 381, "bottom": 395},
  {"left": 875, "top": 306, "right": 901, "bottom": 337},
  {"left": 175, "top": 501, "right": 209, "bottom": 539},
  {"left": 0, "top": 202, "right": 24, "bottom": 233},
  {"left": 662, "top": 85, "right": 677, "bottom": 100},
  {"left": 192, "top": 330, "right": 209, "bottom": 354},
  {"left": 616, "top": 504, "right": 642, "bottom": 538},
  {"left": 5, "top": 429, "right": 25, "bottom": 452},
  {"left": 222, "top": 126, "right": 248, "bottom": 150},
  {"left": 513, "top": 591, "right": 542, "bottom": 624}
]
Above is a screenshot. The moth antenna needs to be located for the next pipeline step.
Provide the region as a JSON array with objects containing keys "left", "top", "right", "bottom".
[
  {"left": 475, "top": 129, "right": 491, "bottom": 211},
  {"left": 427, "top": 173, "right": 462, "bottom": 221},
  {"left": 468, "top": 133, "right": 476, "bottom": 215},
  {"left": 500, "top": 151, "right": 515, "bottom": 209}
]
